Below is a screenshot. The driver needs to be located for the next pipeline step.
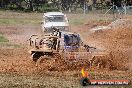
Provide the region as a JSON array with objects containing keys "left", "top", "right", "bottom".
[
  {"left": 52, "top": 37, "right": 57, "bottom": 50},
  {"left": 52, "top": 27, "right": 61, "bottom": 38}
]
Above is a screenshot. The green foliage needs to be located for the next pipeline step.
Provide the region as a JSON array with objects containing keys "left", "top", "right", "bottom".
[
  {"left": 0, "top": 0, "right": 59, "bottom": 12},
  {"left": 37, "top": 4, "right": 59, "bottom": 13},
  {"left": 0, "top": 0, "right": 131, "bottom": 12}
]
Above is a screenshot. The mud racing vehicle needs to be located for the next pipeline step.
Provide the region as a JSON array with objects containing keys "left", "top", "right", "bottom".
[
  {"left": 28, "top": 28, "right": 82, "bottom": 62},
  {"left": 28, "top": 27, "right": 113, "bottom": 70}
]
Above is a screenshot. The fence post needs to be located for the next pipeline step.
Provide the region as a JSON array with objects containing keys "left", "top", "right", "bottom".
[{"left": 84, "top": 1, "right": 86, "bottom": 15}]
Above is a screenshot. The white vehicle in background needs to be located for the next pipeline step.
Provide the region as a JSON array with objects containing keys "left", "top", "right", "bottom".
[{"left": 41, "top": 12, "right": 69, "bottom": 32}]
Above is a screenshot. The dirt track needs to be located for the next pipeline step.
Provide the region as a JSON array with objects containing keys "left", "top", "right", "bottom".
[{"left": 0, "top": 17, "right": 132, "bottom": 72}]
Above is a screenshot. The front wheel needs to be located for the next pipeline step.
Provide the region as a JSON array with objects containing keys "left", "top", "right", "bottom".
[{"left": 31, "top": 52, "right": 42, "bottom": 62}]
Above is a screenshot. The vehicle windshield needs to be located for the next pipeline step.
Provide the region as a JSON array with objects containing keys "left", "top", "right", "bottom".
[{"left": 45, "top": 15, "right": 65, "bottom": 22}]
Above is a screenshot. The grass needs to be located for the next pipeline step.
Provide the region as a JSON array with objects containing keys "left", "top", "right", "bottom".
[
  {"left": 69, "top": 18, "right": 84, "bottom": 25},
  {"left": 0, "top": 73, "right": 80, "bottom": 88},
  {"left": 0, "top": 10, "right": 41, "bottom": 25},
  {"left": 0, "top": 72, "right": 131, "bottom": 88},
  {"left": 0, "top": 18, "right": 40, "bottom": 25},
  {"left": 67, "top": 13, "right": 114, "bottom": 26},
  {"left": 0, "top": 35, "right": 9, "bottom": 42},
  {"left": 0, "top": 42, "right": 21, "bottom": 48},
  {"left": 0, "top": 35, "right": 20, "bottom": 48}
]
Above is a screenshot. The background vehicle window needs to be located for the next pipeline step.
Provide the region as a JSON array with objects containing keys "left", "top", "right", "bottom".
[{"left": 45, "top": 15, "right": 65, "bottom": 22}]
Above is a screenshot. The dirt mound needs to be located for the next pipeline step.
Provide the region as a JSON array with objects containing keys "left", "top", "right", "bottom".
[
  {"left": 35, "top": 51, "right": 128, "bottom": 72},
  {"left": 89, "top": 25, "right": 132, "bottom": 49},
  {"left": 35, "top": 55, "right": 90, "bottom": 72},
  {"left": 108, "top": 19, "right": 132, "bottom": 29},
  {"left": 0, "top": 48, "right": 91, "bottom": 75},
  {"left": 86, "top": 21, "right": 132, "bottom": 71},
  {"left": 0, "top": 48, "right": 36, "bottom": 75},
  {"left": 111, "top": 50, "right": 129, "bottom": 70}
]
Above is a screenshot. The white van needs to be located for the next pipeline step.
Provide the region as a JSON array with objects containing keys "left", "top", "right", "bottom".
[{"left": 41, "top": 12, "right": 69, "bottom": 32}]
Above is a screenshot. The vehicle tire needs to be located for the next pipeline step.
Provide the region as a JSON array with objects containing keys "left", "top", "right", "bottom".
[
  {"left": 35, "top": 56, "right": 45, "bottom": 67},
  {"left": 32, "top": 52, "right": 42, "bottom": 62},
  {"left": 36, "top": 55, "right": 56, "bottom": 68}
]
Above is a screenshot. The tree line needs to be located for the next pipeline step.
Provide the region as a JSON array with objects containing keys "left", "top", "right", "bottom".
[{"left": 0, "top": 0, "right": 131, "bottom": 12}]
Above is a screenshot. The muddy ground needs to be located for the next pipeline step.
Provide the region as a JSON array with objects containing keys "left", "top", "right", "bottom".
[{"left": 0, "top": 11, "right": 132, "bottom": 88}]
